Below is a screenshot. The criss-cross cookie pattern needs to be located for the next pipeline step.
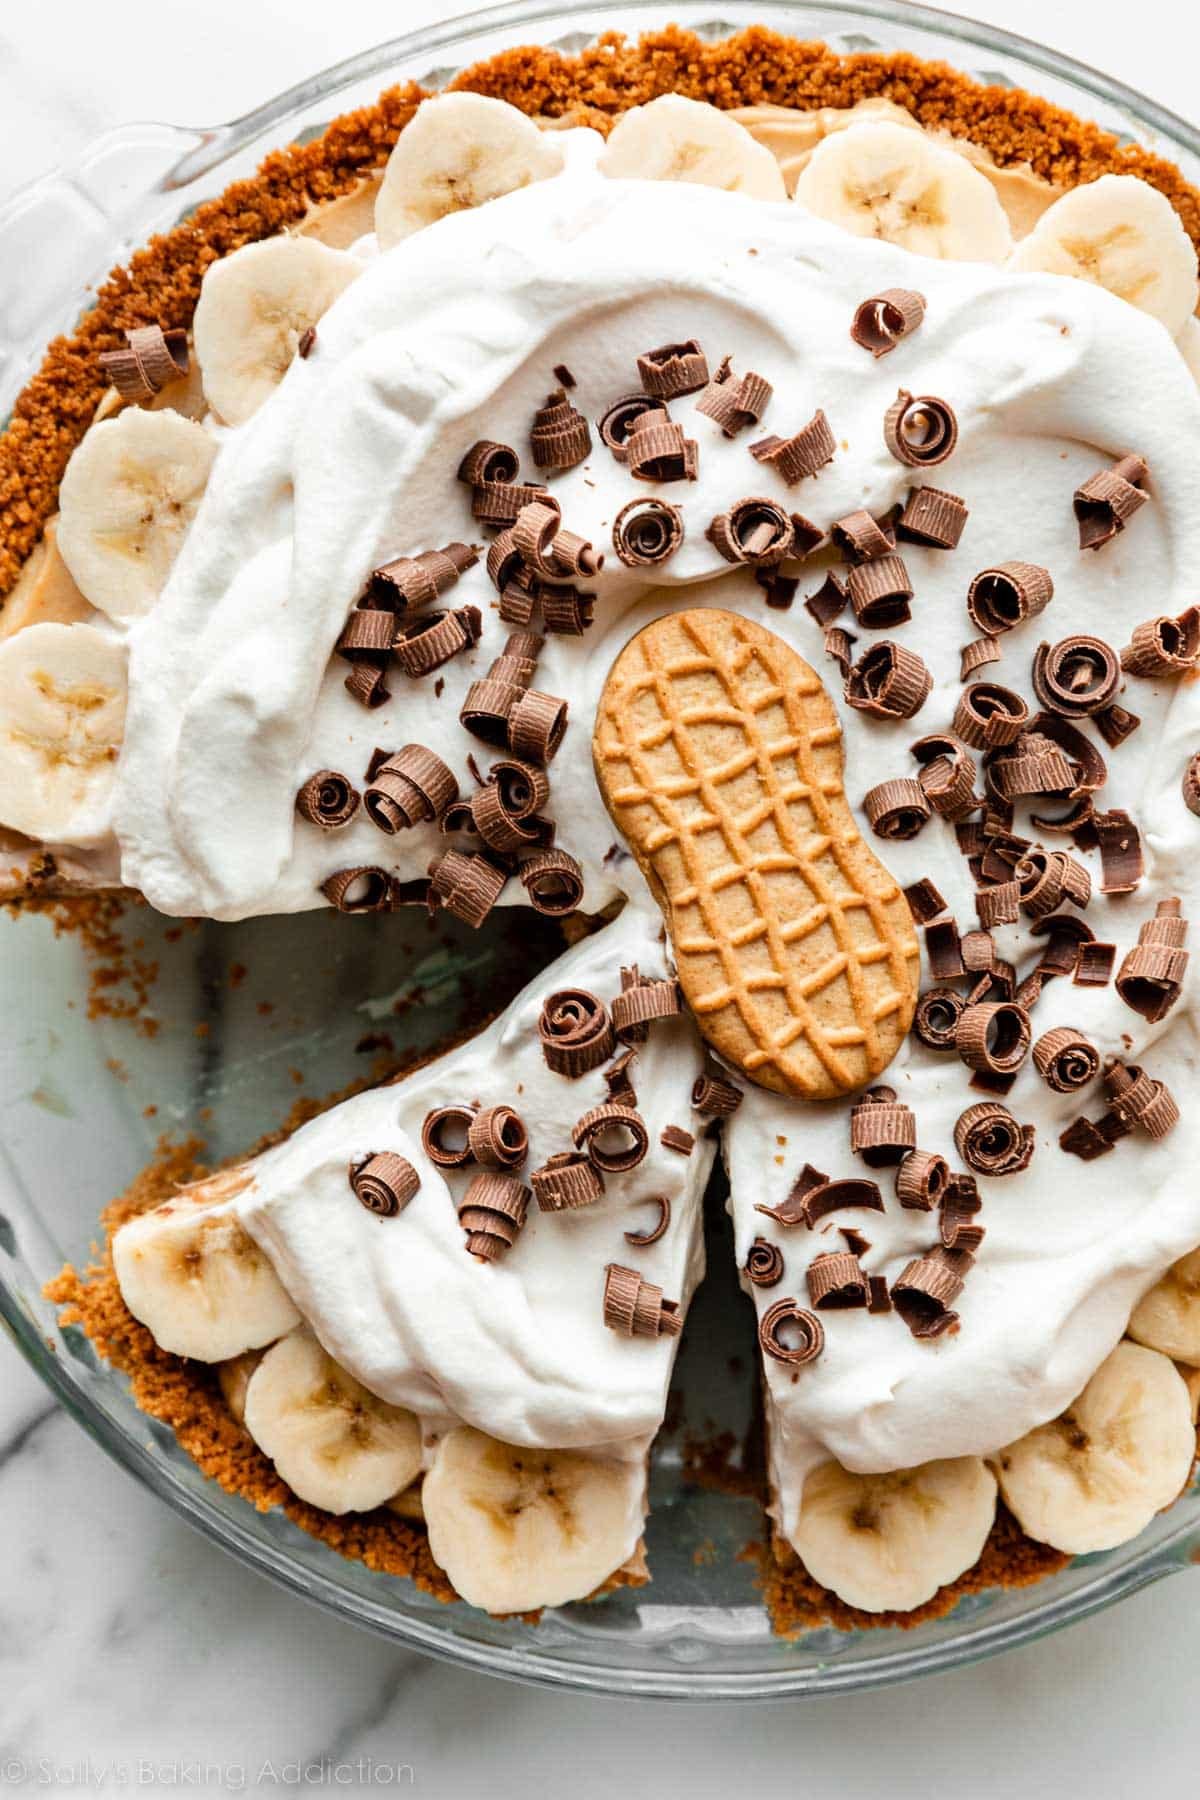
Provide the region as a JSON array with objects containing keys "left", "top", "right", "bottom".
[{"left": 595, "top": 610, "right": 919, "bottom": 1098}]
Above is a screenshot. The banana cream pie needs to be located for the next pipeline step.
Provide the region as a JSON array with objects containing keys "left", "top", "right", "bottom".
[{"left": 19, "top": 25, "right": 1200, "bottom": 1627}]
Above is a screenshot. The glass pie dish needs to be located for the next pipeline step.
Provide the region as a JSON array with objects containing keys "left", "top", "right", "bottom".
[{"left": 3, "top": 0, "right": 1200, "bottom": 1700}]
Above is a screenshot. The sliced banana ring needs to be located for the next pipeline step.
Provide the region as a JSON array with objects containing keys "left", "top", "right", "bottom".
[
  {"left": 242, "top": 1326, "right": 422, "bottom": 1515},
  {"left": 793, "top": 120, "right": 1012, "bottom": 263},
  {"left": 1008, "top": 173, "right": 1199, "bottom": 337},
  {"left": 375, "top": 92, "right": 564, "bottom": 250},
  {"left": 1128, "top": 1249, "right": 1200, "bottom": 1366},
  {"left": 422, "top": 1426, "right": 641, "bottom": 1614},
  {"left": 57, "top": 407, "right": 217, "bottom": 620},
  {"left": 193, "top": 235, "right": 361, "bottom": 425},
  {"left": 995, "top": 1340, "right": 1195, "bottom": 1555},
  {"left": 598, "top": 93, "right": 786, "bottom": 200},
  {"left": 112, "top": 1167, "right": 300, "bottom": 1363},
  {"left": 0, "top": 622, "right": 127, "bottom": 843},
  {"left": 791, "top": 1455, "right": 997, "bottom": 1613}
]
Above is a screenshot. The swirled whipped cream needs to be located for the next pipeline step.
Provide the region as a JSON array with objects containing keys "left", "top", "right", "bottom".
[{"left": 110, "top": 129, "right": 1200, "bottom": 1538}]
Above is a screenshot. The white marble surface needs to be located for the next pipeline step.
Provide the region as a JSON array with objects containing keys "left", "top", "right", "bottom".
[{"left": 3, "top": 0, "right": 1200, "bottom": 1789}]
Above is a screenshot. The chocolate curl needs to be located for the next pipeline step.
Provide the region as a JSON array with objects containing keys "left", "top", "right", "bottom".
[
  {"left": 572, "top": 1103, "right": 650, "bottom": 1173},
  {"left": 603, "top": 1263, "right": 682, "bottom": 1338},
  {"left": 538, "top": 989, "right": 614, "bottom": 1077},
  {"left": 749, "top": 410, "right": 836, "bottom": 485},
  {"left": 1032, "top": 636, "right": 1122, "bottom": 718},
  {"left": 509, "top": 689, "right": 568, "bottom": 765},
  {"left": 695, "top": 360, "right": 772, "bottom": 436},
  {"left": 955, "top": 1101, "right": 1035, "bottom": 1176},
  {"left": 421, "top": 1105, "right": 476, "bottom": 1169},
  {"left": 99, "top": 324, "right": 189, "bottom": 401},
  {"left": 896, "top": 484, "right": 967, "bottom": 549},
  {"left": 491, "top": 755, "right": 550, "bottom": 818},
  {"left": 911, "top": 734, "right": 977, "bottom": 820},
  {"left": 349, "top": 1152, "right": 419, "bottom": 1218},
  {"left": 707, "top": 496, "right": 795, "bottom": 566},
  {"left": 758, "top": 1298, "right": 824, "bottom": 1364},
  {"left": 627, "top": 413, "right": 698, "bottom": 483},
  {"left": 952, "top": 682, "right": 1029, "bottom": 749},
  {"left": 1032, "top": 1026, "right": 1100, "bottom": 1093},
  {"left": 850, "top": 288, "right": 926, "bottom": 357},
  {"left": 895, "top": 1148, "right": 949, "bottom": 1211},
  {"left": 956, "top": 1001, "right": 1032, "bottom": 1076},
  {"left": 458, "top": 440, "right": 521, "bottom": 487},
  {"left": 469, "top": 781, "right": 545, "bottom": 855},
  {"left": 795, "top": 1177, "right": 886, "bottom": 1227},
  {"left": 625, "top": 1196, "right": 672, "bottom": 1247},
  {"left": 598, "top": 393, "right": 661, "bottom": 463},
  {"left": 691, "top": 1061, "right": 744, "bottom": 1117},
  {"left": 466, "top": 1104, "right": 528, "bottom": 1171},
  {"left": 991, "top": 732, "right": 1078, "bottom": 801},
  {"left": 1091, "top": 808, "right": 1144, "bottom": 895},
  {"left": 336, "top": 608, "right": 392, "bottom": 707},
  {"left": 1183, "top": 753, "right": 1200, "bottom": 817},
  {"left": 611, "top": 975, "right": 682, "bottom": 1043},
  {"left": 519, "top": 847, "right": 584, "bottom": 916},
  {"left": 805, "top": 569, "right": 848, "bottom": 628},
  {"left": 393, "top": 605, "right": 482, "bottom": 678},
  {"left": 539, "top": 582, "right": 596, "bottom": 636},
  {"left": 458, "top": 1171, "right": 530, "bottom": 1262},
  {"left": 939, "top": 1175, "right": 984, "bottom": 1253},
  {"left": 368, "top": 542, "right": 478, "bottom": 612},
  {"left": 847, "top": 554, "right": 913, "bottom": 628},
  {"left": 845, "top": 641, "right": 932, "bottom": 721},
  {"left": 960, "top": 636, "right": 1001, "bottom": 680},
  {"left": 529, "top": 388, "right": 591, "bottom": 471},
  {"left": 427, "top": 850, "right": 507, "bottom": 928},
  {"left": 903, "top": 877, "right": 949, "bottom": 924},
  {"left": 460, "top": 675, "right": 522, "bottom": 746},
  {"left": 320, "top": 866, "right": 393, "bottom": 913},
  {"left": 806, "top": 1251, "right": 869, "bottom": 1310},
  {"left": 1120, "top": 608, "right": 1200, "bottom": 678},
  {"left": 485, "top": 528, "right": 526, "bottom": 596},
  {"left": 831, "top": 509, "right": 895, "bottom": 564},
  {"left": 637, "top": 339, "right": 709, "bottom": 399},
  {"left": 744, "top": 1239, "right": 785, "bottom": 1288},
  {"left": 976, "top": 881, "right": 1020, "bottom": 929},
  {"left": 471, "top": 480, "right": 552, "bottom": 526},
  {"left": 883, "top": 390, "right": 958, "bottom": 468},
  {"left": 1116, "top": 898, "right": 1190, "bottom": 1022},
  {"left": 863, "top": 778, "right": 930, "bottom": 841},
  {"left": 1104, "top": 1059, "right": 1180, "bottom": 1140},
  {"left": 965, "top": 562, "right": 1053, "bottom": 636},
  {"left": 892, "top": 1248, "right": 971, "bottom": 1339},
  {"left": 1074, "top": 454, "right": 1149, "bottom": 551},
  {"left": 296, "top": 769, "right": 360, "bottom": 830},
  {"left": 511, "top": 498, "right": 564, "bottom": 576},
  {"left": 532, "top": 1152, "right": 604, "bottom": 1213},
  {"left": 612, "top": 497, "right": 683, "bottom": 567},
  {"left": 850, "top": 1085, "right": 917, "bottom": 1166},
  {"left": 914, "top": 988, "right": 968, "bottom": 1051},
  {"left": 365, "top": 745, "right": 458, "bottom": 833},
  {"left": 755, "top": 1163, "right": 828, "bottom": 1227},
  {"left": 824, "top": 625, "right": 857, "bottom": 680}
]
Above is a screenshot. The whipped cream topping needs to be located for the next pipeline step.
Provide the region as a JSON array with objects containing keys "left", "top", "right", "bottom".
[
  {"left": 234, "top": 900, "right": 712, "bottom": 1475},
  {"left": 104, "top": 132, "right": 1200, "bottom": 1536}
]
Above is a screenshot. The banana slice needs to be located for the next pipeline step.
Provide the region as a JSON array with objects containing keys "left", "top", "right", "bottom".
[
  {"left": 0, "top": 622, "right": 126, "bottom": 842},
  {"left": 387, "top": 1481, "right": 426, "bottom": 1523},
  {"left": 422, "top": 1426, "right": 641, "bottom": 1613},
  {"left": 598, "top": 94, "right": 786, "bottom": 200},
  {"left": 57, "top": 408, "right": 217, "bottom": 621},
  {"left": 793, "top": 120, "right": 1012, "bottom": 262},
  {"left": 193, "top": 236, "right": 360, "bottom": 426},
  {"left": 113, "top": 1168, "right": 301, "bottom": 1363},
  {"left": 1008, "top": 174, "right": 1199, "bottom": 336},
  {"left": 995, "top": 1340, "right": 1195, "bottom": 1555},
  {"left": 791, "top": 1456, "right": 997, "bottom": 1613},
  {"left": 242, "top": 1326, "right": 422, "bottom": 1514},
  {"left": 1128, "top": 1250, "right": 1200, "bottom": 1366},
  {"left": 375, "top": 93, "right": 564, "bottom": 250},
  {"left": 218, "top": 1349, "right": 264, "bottom": 1424}
]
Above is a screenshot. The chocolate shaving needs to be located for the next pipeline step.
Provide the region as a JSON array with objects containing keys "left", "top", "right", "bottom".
[
  {"left": 863, "top": 777, "right": 930, "bottom": 840},
  {"left": 805, "top": 569, "right": 848, "bottom": 628},
  {"left": 99, "top": 324, "right": 189, "bottom": 402},
  {"left": 960, "top": 636, "right": 1001, "bottom": 680},
  {"left": 529, "top": 388, "right": 591, "bottom": 472},
  {"left": 868, "top": 1276, "right": 893, "bottom": 1314},
  {"left": 611, "top": 972, "right": 681, "bottom": 1043},
  {"left": 892, "top": 1248, "right": 971, "bottom": 1338},
  {"left": 421, "top": 1105, "right": 476, "bottom": 1169},
  {"left": 955, "top": 1101, "right": 1034, "bottom": 1176},
  {"left": 695, "top": 361, "right": 772, "bottom": 436},
  {"left": 831, "top": 509, "right": 895, "bottom": 564},
  {"left": 924, "top": 919, "right": 964, "bottom": 983},
  {"left": 847, "top": 553, "right": 913, "bottom": 628},
  {"left": 624, "top": 1196, "right": 672, "bottom": 1247},
  {"left": 427, "top": 850, "right": 506, "bottom": 927},
  {"left": 807, "top": 1251, "right": 869, "bottom": 1310},
  {"left": 532, "top": 1152, "right": 604, "bottom": 1213},
  {"left": 845, "top": 641, "right": 932, "bottom": 720},
  {"left": 1032, "top": 636, "right": 1122, "bottom": 718},
  {"left": 660, "top": 1125, "right": 695, "bottom": 1157},
  {"left": 459, "top": 1171, "right": 530, "bottom": 1262},
  {"left": 903, "top": 877, "right": 948, "bottom": 924},
  {"left": 1120, "top": 607, "right": 1200, "bottom": 679},
  {"left": 749, "top": 410, "right": 836, "bottom": 485},
  {"left": 458, "top": 440, "right": 520, "bottom": 487},
  {"left": 612, "top": 497, "right": 684, "bottom": 567},
  {"left": 744, "top": 1239, "right": 785, "bottom": 1288},
  {"left": 296, "top": 769, "right": 360, "bottom": 831},
  {"left": 895, "top": 1148, "right": 949, "bottom": 1211},
  {"left": 603, "top": 1049, "right": 638, "bottom": 1108},
  {"left": 637, "top": 339, "right": 709, "bottom": 400},
  {"left": 538, "top": 989, "right": 614, "bottom": 1077},
  {"left": 897, "top": 484, "right": 967, "bottom": 549},
  {"left": 1074, "top": 454, "right": 1149, "bottom": 551},
  {"left": 1105, "top": 1059, "right": 1180, "bottom": 1139},
  {"left": 349, "top": 1152, "right": 419, "bottom": 1218},
  {"left": 824, "top": 625, "right": 857, "bottom": 679},
  {"left": 1093, "top": 703, "right": 1141, "bottom": 748},
  {"left": 393, "top": 606, "right": 481, "bottom": 678},
  {"left": 850, "top": 288, "right": 926, "bottom": 357},
  {"left": 508, "top": 688, "right": 568, "bottom": 766},
  {"left": 850, "top": 1086, "right": 917, "bottom": 1166},
  {"left": 1075, "top": 940, "right": 1117, "bottom": 986},
  {"left": 603, "top": 1263, "right": 681, "bottom": 1338},
  {"left": 708, "top": 495, "right": 797, "bottom": 567},
  {"left": 627, "top": 413, "right": 698, "bottom": 483},
  {"left": 883, "top": 390, "right": 958, "bottom": 468},
  {"left": 966, "top": 563, "right": 1053, "bottom": 635},
  {"left": 336, "top": 608, "right": 395, "bottom": 658},
  {"left": 798, "top": 1178, "right": 886, "bottom": 1226},
  {"left": 598, "top": 393, "right": 661, "bottom": 464},
  {"left": 758, "top": 1299, "right": 824, "bottom": 1365},
  {"left": 1032, "top": 1026, "right": 1100, "bottom": 1093},
  {"left": 755, "top": 1162, "right": 827, "bottom": 1226},
  {"left": 320, "top": 866, "right": 392, "bottom": 913},
  {"left": 952, "top": 683, "right": 1029, "bottom": 750},
  {"left": 976, "top": 881, "right": 1020, "bottom": 928},
  {"left": 519, "top": 848, "right": 583, "bottom": 916},
  {"left": 471, "top": 480, "right": 551, "bottom": 527},
  {"left": 368, "top": 542, "right": 477, "bottom": 612},
  {"left": 691, "top": 1062, "right": 744, "bottom": 1117},
  {"left": 365, "top": 745, "right": 458, "bottom": 833},
  {"left": 1115, "top": 898, "right": 1189, "bottom": 1022},
  {"left": 912, "top": 734, "right": 977, "bottom": 819},
  {"left": 467, "top": 1103, "right": 528, "bottom": 1170},
  {"left": 1091, "top": 808, "right": 1144, "bottom": 894},
  {"left": 573, "top": 1104, "right": 650, "bottom": 1173},
  {"left": 1059, "top": 1115, "right": 1115, "bottom": 1161},
  {"left": 956, "top": 1001, "right": 1032, "bottom": 1076}
]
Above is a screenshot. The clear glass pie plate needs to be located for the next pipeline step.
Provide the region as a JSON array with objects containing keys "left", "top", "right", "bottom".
[{"left": 2, "top": 0, "right": 1199, "bottom": 1701}]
